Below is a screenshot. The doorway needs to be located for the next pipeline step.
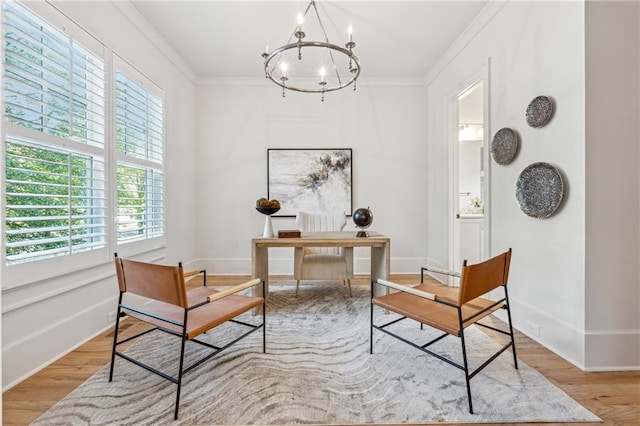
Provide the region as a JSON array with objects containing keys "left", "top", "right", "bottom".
[{"left": 451, "top": 79, "right": 488, "bottom": 279}]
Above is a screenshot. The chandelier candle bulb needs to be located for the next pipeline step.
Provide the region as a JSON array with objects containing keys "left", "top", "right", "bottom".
[
  {"left": 348, "top": 25, "right": 353, "bottom": 42},
  {"left": 295, "top": 12, "right": 305, "bottom": 47},
  {"left": 280, "top": 63, "right": 288, "bottom": 97}
]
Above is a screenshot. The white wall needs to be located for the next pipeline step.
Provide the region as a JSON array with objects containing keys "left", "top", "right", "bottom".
[
  {"left": 584, "top": 1, "right": 640, "bottom": 370},
  {"left": 194, "top": 80, "right": 428, "bottom": 275},
  {"left": 1, "top": 1, "right": 198, "bottom": 389},
  {"left": 427, "top": 1, "right": 589, "bottom": 366},
  {"left": 427, "top": 0, "right": 639, "bottom": 371}
]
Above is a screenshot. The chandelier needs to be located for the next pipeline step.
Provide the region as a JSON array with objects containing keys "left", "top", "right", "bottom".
[{"left": 261, "top": 0, "right": 361, "bottom": 101}]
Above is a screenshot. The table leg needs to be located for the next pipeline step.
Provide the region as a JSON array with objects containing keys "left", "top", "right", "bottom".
[
  {"left": 370, "top": 241, "right": 390, "bottom": 297},
  {"left": 252, "top": 244, "right": 269, "bottom": 314}
]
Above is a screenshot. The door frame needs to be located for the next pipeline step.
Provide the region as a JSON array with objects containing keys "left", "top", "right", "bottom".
[{"left": 447, "top": 59, "right": 491, "bottom": 279}]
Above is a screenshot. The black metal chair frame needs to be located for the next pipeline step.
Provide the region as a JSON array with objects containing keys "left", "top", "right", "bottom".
[
  {"left": 370, "top": 257, "right": 517, "bottom": 414},
  {"left": 109, "top": 261, "right": 266, "bottom": 420}
]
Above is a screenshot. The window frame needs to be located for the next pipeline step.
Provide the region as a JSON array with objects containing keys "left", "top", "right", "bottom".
[
  {"left": 4, "top": 136, "right": 108, "bottom": 264},
  {"left": 1, "top": 1, "right": 166, "bottom": 288},
  {"left": 2, "top": 1, "right": 110, "bottom": 287},
  {"left": 112, "top": 55, "right": 166, "bottom": 257}
]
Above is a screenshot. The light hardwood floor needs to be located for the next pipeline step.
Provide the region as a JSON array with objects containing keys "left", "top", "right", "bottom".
[{"left": 3, "top": 275, "right": 639, "bottom": 425}]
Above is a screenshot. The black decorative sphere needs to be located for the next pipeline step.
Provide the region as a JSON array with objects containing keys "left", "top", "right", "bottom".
[{"left": 353, "top": 207, "right": 373, "bottom": 229}]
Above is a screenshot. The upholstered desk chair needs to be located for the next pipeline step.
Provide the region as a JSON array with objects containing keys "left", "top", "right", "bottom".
[{"left": 294, "top": 211, "right": 354, "bottom": 297}]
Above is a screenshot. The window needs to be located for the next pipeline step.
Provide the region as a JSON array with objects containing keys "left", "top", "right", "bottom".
[
  {"left": 115, "top": 68, "right": 164, "bottom": 244},
  {"left": 3, "top": 1, "right": 106, "bottom": 268},
  {"left": 5, "top": 137, "right": 106, "bottom": 264},
  {"left": 116, "top": 164, "right": 163, "bottom": 242},
  {"left": 4, "top": 2, "right": 105, "bottom": 147},
  {"left": 2, "top": 2, "right": 166, "bottom": 283}
]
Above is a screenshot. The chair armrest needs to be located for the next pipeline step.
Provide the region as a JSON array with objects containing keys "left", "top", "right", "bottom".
[
  {"left": 206, "top": 278, "right": 262, "bottom": 303},
  {"left": 421, "top": 266, "right": 461, "bottom": 278},
  {"left": 376, "top": 279, "right": 437, "bottom": 301},
  {"left": 183, "top": 269, "right": 205, "bottom": 278}
]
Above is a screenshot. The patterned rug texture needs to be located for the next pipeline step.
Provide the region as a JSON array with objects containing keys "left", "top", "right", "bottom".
[{"left": 34, "top": 283, "right": 600, "bottom": 425}]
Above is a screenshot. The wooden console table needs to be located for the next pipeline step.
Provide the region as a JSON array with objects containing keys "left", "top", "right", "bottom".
[{"left": 251, "top": 231, "right": 390, "bottom": 298}]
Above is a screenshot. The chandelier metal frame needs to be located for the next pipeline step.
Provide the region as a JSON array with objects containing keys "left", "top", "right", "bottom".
[{"left": 261, "top": 0, "right": 361, "bottom": 100}]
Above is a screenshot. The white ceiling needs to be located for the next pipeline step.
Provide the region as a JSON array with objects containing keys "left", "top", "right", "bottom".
[{"left": 130, "top": 1, "right": 489, "bottom": 80}]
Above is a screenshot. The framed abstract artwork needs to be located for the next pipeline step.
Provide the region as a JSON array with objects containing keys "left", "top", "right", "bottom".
[{"left": 267, "top": 148, "right": 352, "bottom": 217}]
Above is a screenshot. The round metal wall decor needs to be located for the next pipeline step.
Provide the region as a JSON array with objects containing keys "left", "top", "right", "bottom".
[
  {"left": 491, "top": 127, "right": 519, "bottom": 165},
  {"left": 525, "top": 95, "right": 553, "bottom": 128},
  {"left": 516, "top": 162, "right": 564, "bottom": 218}
]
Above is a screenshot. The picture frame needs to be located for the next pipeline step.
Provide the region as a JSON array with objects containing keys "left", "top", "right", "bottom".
[{"left": 267, "top": 148, "right": 352, "bottom": 217}]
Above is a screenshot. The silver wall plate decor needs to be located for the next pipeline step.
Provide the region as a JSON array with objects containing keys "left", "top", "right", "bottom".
[
  {"left": 516, "top": 162, "right": 564, "bottom": 218},
  {"left": 491, "top": 127, "right": 519, "bottom": 165},
  {"left": 525, "top": 95, "right": 553, "bottom": 128}
]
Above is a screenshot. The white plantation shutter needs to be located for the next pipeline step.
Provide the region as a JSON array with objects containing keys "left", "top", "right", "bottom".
[
  {"left": 3, "top": 1, "right": 107, "bottom": 269},
  {"left": 115, "top": 67, "right": 165, "bottom": 243},
  {"left": 5, "top": 138, "right": 106, "bottom": 264},
  {"left": 4, "top": 2, "right": 105, "bottom": 147},
  {"left": 115, "top": 73, "right": 163, "bottom": 161},
  {"left": 116, "top": 164, "right": 164, "bottom": 241}
]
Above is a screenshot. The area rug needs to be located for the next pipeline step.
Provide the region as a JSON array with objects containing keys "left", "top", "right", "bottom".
[{"left": 34, "top": 283, "right": 600, "bottom": 425}]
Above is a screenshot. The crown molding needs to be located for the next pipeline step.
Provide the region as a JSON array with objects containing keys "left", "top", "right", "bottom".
[
  {"left": 110, "top": 0, "right": 198, "bottom": 84},
  {"left": 424, "top": 0, "right": 508, "bottom": 85},
  {"left": 197, "top": 77, "right": 427, "bottom": 87}
]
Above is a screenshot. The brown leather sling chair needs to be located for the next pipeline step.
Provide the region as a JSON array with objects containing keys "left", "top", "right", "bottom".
[
  {"left": 370, "top": 249, "right": 516, "bottom": 414},
  {"left": 110, "top": 254, "right": 265, "bottom": 419}
]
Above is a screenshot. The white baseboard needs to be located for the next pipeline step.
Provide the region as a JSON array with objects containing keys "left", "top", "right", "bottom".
[
  {"left": 584, "top": 329, "right": 640, "bottom": 371},
  {"left": 2, "top": 297, "right": 117, "bottom": 391},
  {"left": 500, "top": 296, "right": 640, "bottom": 371},
  {"left": 500, "top": 296, "right": 586, "bottom": 369},
  {"left": 191, "top": 256, "right": 428, "bottom": 276}
]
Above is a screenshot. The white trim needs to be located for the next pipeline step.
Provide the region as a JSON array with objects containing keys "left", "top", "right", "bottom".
[
  {"left": 446, "top": 61, "right": 491, "bottom": 284},
  {"left": 1, "top": 0, "right": 6, "bottom": 397},
  {"left": 2, "top": 270, "right": 113, "bottom": 313},
  {"left": 115, "top": 154, "right": 163, "bottom": 175},
  {"left": 584, "top": 329, "right": 640, "bottom": 371},
  {"left": 112, "top": 59, "right": 166, "bottom": 250},
  {"left": 484, "top": 58, "right": 493, "bottom": 257},
  {"left": 448, "top": 88, "right": 459, "bottom": 281},
  {"left": 2, "top": 309, "right": 117, "bottom": 392},
  {"left": 106, "top": 49, "right": 117, "bottom": 256},
  {"left": 3, "top": 249, "right": 109, "bottom": 290},
  {"left": 424, "top": 1, "right": 507, "bottom": 85},
  {"left": 586, "top": 329, "right": 640, "bottom": 336},
  {"left": 1, "top": 249, "right": 164, "bottom": 293},
  {"left": 585, "top": 366, "right": 640, "bottom": 372},
  {"left": 195, "top": 256, "right": 429, "bottom": 276},
  {"left": 509, "top": 294, "right": 585, "bottom": 335},
  {"left": 2, "top": 303, "right": 114, "bottom": 353},
  {"left": 499, "top": 295, "right": 587, "bottom": 370},
  {"left": 495, "top": 295, "right": 640, "bottom": 372},
  {"left": 5, "top": 125, "right": 106, "bottom": 158},
  {"left": 113, "top": 53, "right": 163, "bottom": 98},
  {"left": 24, "top": 0, "right": 106, "bottom": 55},
  {"left": 197, "top": 77, "right": 427, "bottom": 87},
  {"left": 108, "top": 0, "right": 197, "bottom": 84}
]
